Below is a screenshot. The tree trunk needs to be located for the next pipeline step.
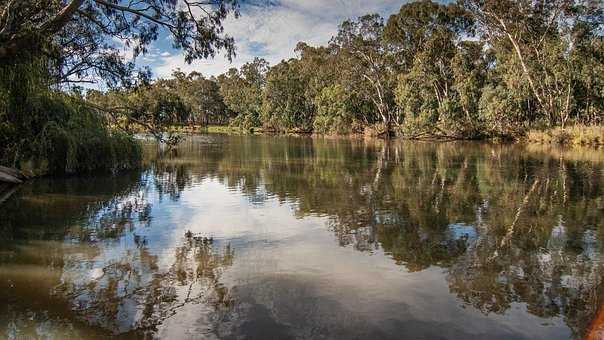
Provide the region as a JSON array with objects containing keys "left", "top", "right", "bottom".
[
  {"left": 40, "top": 0, "right": 85, "bottom": 35},
  {"left": 0, "top": 0, "right": 84, "bottom": 59},
  {"left": 489, "top": 14, "right": 547, "bottom": 117}
]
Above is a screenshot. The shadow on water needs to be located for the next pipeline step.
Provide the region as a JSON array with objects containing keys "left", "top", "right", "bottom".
[{"left": 0, "top": 134, "right": 602, "bottom": 339}]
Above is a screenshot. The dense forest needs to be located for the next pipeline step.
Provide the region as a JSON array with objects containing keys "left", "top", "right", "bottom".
[{"left": 0, "top": 0, "right": 603, "bottom": 176}]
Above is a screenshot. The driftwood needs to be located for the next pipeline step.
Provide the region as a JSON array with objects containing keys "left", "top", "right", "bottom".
[
  {"left": 0, "top": 166, "right": 28, "bottom": 184},
  {"left": 0, "top": 171, "right": 22, "bottom": 184}
]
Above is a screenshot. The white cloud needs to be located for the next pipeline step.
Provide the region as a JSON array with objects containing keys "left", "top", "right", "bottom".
[
  {"left": 112, "top": 37, "right": 136, "bottom": 61},
  {"left": 151, "top": 0, "right": 405, "bottom": 79}
]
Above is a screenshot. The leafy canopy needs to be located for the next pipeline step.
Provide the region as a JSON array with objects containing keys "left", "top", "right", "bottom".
[{"left": 0, "top": 0, "right": 239, "bottom": 86}]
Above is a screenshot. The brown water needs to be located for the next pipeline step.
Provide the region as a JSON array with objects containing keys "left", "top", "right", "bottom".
[{"left": 1, "top": 134, "right": 603, "bottom": 339}]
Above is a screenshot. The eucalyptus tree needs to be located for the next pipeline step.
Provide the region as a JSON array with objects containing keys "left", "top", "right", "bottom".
[
  {"left": 384, "top": 0, "right": 473, "bottom": 71},
  {"left": 393, "top": 26, "right": 459, "bottom": 135},
  {"left": 170, "top": 70, "right": 228, "bottom": 125},
  {"left": 0, "top": 0, "right": 239, "bottom": 86},
  {"left": 129, "top": 80, "right": 192, "bottom": 146},
  {"left": 218, "top": 57, "right": 268, "bottom": 130},
  {"left": 294, "top": 43, "right": 339, "bottom": 110},
  {"left": 460, "top": 0, "right": 604, "bottom": 126},
  {"left": 385, "top": 1, "right": 475, "bottom": 137},
  {"left": 262, "top": 59, "right": 314, "bottom": 132},
  {"left": 450, "top": 40, "right": 489, "bottom": 135},
  {"left": 332, "top": 14, "right": 396, "bottom": 135},
  {"left": 313, "top": 84, "right": 359, "bottom": 134}
]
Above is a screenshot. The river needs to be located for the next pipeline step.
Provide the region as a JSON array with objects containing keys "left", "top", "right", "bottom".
[{"left": 1, "top": 134, "right": 603, "bottom": 339}]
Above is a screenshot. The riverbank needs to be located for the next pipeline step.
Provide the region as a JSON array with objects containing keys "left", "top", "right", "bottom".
[
  {"left": 185, "top": 124, "right": 604, "bottom": 147},
  {"left": 3, "top": 123, "right": 600, "bottom": 186},
  {"left": 526, "top": 125, "right": 603, "bottom": 147}
]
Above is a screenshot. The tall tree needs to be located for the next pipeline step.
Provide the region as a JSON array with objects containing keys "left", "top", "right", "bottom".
[
  {"left": 333, "top": 14, "right": 396, "bottom": 135},
  {"left": 461, "top": 0, "right": 604, "bottom": 126},
  {"left": 262, "top": 59, "right": 313, "bottom": 132},
  {"left": 451, "top": 41, "right": 488, "bottom": 133},
  {"left": 386, "top": 1, "right": 475, "bottom": 136},
  {"left": 384, "top": 0, "right": 473, "bottom": 71},
  {"left": 170, "top": 70, "right": 228, "bottom": 125},
  {"left": 0, "top": 0, "right": 239, "bottom": 86},
  {"left": 218, "top": 57, "right": 268, "bottom": 130}
]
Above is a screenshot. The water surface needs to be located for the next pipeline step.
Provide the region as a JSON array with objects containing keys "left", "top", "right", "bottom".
[{"left": 1, "top": 134, "right": 603, "bottom": 339}]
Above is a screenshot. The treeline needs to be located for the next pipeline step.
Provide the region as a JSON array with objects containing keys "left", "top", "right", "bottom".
[
  {"left": 92, "top": 0, "right": 603, "bottom": 139},
  {"left": 1, "top": 1, "right": 602, "bottom": 176}
]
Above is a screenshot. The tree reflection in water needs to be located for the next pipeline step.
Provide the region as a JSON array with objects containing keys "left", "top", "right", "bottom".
[
  {"left": 57, "top": 165, "right": 235, "bottom": 337},
  {"left": 183, "top": 136, "right": 602, "bottom": 338},
  {"left": 0, "top": 163, "right": 235, "bottom": 338},
  {"left": 0, "top": 135, "right": 602, "bottom": 339},
  {"left": 58, "top": 236, "right": 234, "bottom": 336}
]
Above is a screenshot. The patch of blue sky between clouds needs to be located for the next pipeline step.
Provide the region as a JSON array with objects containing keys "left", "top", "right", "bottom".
[{"left": 138, "top": 0, "right": 409, "bottom": 79}]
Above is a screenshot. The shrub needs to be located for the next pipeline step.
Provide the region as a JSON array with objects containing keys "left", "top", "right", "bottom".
[{"left": 478, "top": 85, "right": 526, "bottom": 138}]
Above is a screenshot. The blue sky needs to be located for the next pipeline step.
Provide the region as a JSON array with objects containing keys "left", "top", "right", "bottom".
[{"left": 127, "top": 0, "right": 409, "bottom": 79}]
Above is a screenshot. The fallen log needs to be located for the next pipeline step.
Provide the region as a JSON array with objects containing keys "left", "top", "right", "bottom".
[
  {"left": 0, "top": 165, "right": 30, "bottom": 184},
  {"left": 0, "top": 171, "right": 22, "bottom": 184},
  {"left": 0, "top": 166, "right": 29, "bottom": 180}
]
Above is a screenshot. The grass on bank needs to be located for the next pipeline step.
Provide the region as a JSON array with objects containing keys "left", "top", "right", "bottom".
[
  {"left": 526, "top": 125, "right": 603, "bottom": 147},
  {"left": 165, "top": 123, "right": 604, "bottom": 149},
  {"left": 169, "top": 124, "right": 247, "bottom": 134}
]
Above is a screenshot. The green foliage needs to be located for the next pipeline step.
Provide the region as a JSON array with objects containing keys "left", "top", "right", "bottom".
[
  {"left": 571, "top": 37, "right": 604, "bottom": 125},
  {"left": 130, "top": 82, "right": 192, "bottom": 134},
  {"left": 313, "top": 85, "right": 358, "bottom": 134},
  {"left": 107, "top": 0, "right": 600, "bottom": 141},
  {"left": 477, "top": 85, "right": 526, "bottom": 137},
  {"left": 384, "top": 0, "right": 474, "bottom": 69},
  {"left": 0, "top": 60, "right": 141, "bottom": 175},
  {"left": 88, "top": 79, "right": 195, "bottom": 148},
  {"left": 218, "top": 58, "right": 268, "bottom": 130},
  {"left": 450, "top": 41, "right": 487, "bottom": 136},
  {"left": 262, "top": 60, "right": 314, "bottom": 132},
  {"left": 36, "top": 98, "right": 142, "bottom": 175},
  {"left": 461, "top": 0, "right": 604, "bottom": 129},
  {"left": 333, "top": 14, "right": 396, "bottom": 129},
  {"left": 170, "top": 71, "right": 229, "bottom": 125},
  {"left": 394, "top": 62, "right": 439, "bottom": 129},
  {"left": 0, "top": 52, "right": 142, "bottom": 174}
]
